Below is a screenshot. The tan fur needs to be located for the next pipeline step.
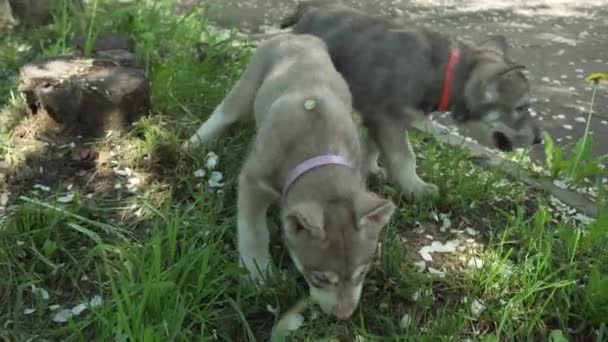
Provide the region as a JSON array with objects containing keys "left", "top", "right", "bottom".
[
  {"left": 184, "top": 34, "right": 395, "bottom": 320},
  {"left": 0, "top": 0, "right": 18, "bottom": 29}
]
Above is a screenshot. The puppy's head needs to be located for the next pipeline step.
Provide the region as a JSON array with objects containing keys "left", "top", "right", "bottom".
[
  {"left": 282, "top": 191, "right": 395, "bottom": 320},
  {"left": 453, "top": 35, "right": 542, "bottom": 151}
]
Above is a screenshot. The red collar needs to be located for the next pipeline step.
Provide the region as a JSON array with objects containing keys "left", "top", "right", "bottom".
[{"left": 438, "top": 49, "right": 460, "bottom": 112}]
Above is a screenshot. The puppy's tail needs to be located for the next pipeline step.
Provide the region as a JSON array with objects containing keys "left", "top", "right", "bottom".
[{"left": 280, "top": 0, "right": 327, "bottom": 29}]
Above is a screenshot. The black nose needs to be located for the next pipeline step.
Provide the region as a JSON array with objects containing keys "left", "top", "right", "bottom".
[{"left": 533, "top": 135, "right": 542, "bottom": 145}]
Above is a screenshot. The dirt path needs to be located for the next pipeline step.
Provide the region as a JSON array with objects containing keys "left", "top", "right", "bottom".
[{"left": 185, "top": 0, "right": 608, "bottom": 163}]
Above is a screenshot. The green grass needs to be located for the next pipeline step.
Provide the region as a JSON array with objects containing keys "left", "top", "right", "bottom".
[{"left": 1, "top": 1, "right": 607, "bottom": 341}]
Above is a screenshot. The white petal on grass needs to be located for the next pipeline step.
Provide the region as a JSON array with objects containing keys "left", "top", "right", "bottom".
[
  {"left": 418, "top": 246, "right": 434, "bottom": 261},
  {"left": 32, "top": 286, "right": 49, "bottom": 300},
  {"left": 205, "top": 151, "right": 219, "bottom": 170},
  {"left": 465, "top": 227, "right": 479, "bottom": 236},
  {"left": 553, "top": 179, "right": 569, "bottom": 190},
  {"left": 193, "top": 169, "right": 205, "bottom": 178},
  {"left": 573, "top": 213, "right": 594, "bottom": 225},
  {"left": 431, "top": 240, "right": 459, "bottom": 252},
  {"left": 467, "top": 257, "right": 484, "bottom": 269},
  {"left": 440, "top": 217, "right": 451, "bottom": 232},
  {"left": 574, "top": 117, "right": 586, "bottom": 123},
  {"left": 52, "top": 309, "right": 74, "bottom": 323},
  {"left": 24, "top": 308, "right": 36, "bottom": 315},
  {"left": 399, "top": 313, "right": 412, "bottom": 329},
  {"left": 0, "top": 192, "right": 8, "bottom": 207},
  {"left": 48, "top": 304, "right": 61, "bottom": 311},
  {"left": 57, "top": 193, "right": 74, "bottom": 204},
  {"left": 411, "top": 290, "right": 422, "bottom": 301},
  {"left": 89, "top": 295, "right": 103, "bottom": 308},
  {"left": 563, "top": 124, "right": 573, "bottom": 131},
  {"left": 471, "top": 299, "right": 486, "bottom": 316},
  {"left": 427, "top": 267, "right": 446, "bottom": 278},
  {"left": 33, "top": 184, "right": 51, "bottom": 192},
  {"left": 113, "top": 168, "right": 128, "bottom": 176},
  {"left": 71, "top": 304, "right": 87, "bottom": 315},
  {"left": 272, "top": 298, "right": 308, "bottom": 338},
  {"left": 413, "top": 260, "right": 426, "bottom": 272},
  {"left": 208, "top": 171, "right": 224, "bottom": 188}
]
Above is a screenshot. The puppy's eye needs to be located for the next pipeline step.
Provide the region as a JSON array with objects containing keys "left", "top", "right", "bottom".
[{"left": 308, "top": 271, "right": 335, "bottom": 287}]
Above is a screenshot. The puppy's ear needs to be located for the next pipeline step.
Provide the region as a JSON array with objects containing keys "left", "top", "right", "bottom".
[
  {"left": 284, "top": 202, "right": 325, "bottom": 239},
  {"left": 480, "top": 35, "right": 509, "bottom": 55},
  {"left": 354, "top": 192, "right": 395, "bottom": 237}
]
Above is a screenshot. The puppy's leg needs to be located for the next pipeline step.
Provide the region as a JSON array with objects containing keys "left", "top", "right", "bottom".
[
  {"left": 362, "top": 137, "right": 385, "bottom": 178},
  {"left": 237, "top": 171, "right": 275, "bottom": 283},
  {"left": 368, "top": 116, "right": 439, "bottom": 201},
  {"left": 183, "top": 46, "right": 268, "bottom": 149}
]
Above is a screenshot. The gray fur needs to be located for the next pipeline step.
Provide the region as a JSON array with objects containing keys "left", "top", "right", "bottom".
[{"left": 282, "top": 1, "right": 542, "bottom": 200}]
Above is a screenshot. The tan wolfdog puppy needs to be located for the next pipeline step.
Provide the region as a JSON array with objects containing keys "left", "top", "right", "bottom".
[{"left": 184, "top": 34, "right": 395, "bottom": 320}]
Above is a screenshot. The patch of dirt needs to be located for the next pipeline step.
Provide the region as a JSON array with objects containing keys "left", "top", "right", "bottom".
[{"left": 0, "top": 136, "right": 118, "bottom": 205}]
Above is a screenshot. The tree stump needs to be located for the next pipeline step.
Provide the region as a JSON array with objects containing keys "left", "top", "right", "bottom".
[{"left": 18, "top": 56, "right": 150, "bottom": 140}]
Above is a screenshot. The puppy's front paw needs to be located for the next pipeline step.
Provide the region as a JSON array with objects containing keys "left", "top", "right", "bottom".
[
  {"left": 398, "top": 177, "right": 439, "bottom": 202},
  {"left": 410, "top": 181, "right": 439, "bottom": 201},
  {"left": 240, "top": 254, "right": 273, "bottom": 284}
]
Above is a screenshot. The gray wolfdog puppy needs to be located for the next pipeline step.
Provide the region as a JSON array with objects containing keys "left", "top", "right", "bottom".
[{"left": 282, "top": 0, "right": 542, "bottom": 201}]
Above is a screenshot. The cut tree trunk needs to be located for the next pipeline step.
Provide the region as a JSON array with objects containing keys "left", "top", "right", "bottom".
[{"left": 18, "top": 56, "right": 150, "bottom": 140}]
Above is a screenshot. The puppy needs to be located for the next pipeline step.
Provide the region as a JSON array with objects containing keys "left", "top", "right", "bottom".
[
  {"left": 282, "top": 1, "right": 543, "bottom": 201},
  {"left": 184, "top": 34, "right": 395, "bottom": 320}
]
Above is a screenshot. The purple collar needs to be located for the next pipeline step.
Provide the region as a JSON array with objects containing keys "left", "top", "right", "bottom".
[{"left": 282, "top": 155, "right": 353, "bottom": 198}]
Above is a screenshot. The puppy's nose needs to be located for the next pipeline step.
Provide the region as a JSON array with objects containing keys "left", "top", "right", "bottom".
[
  {"left": 533, "top": 135, "right": 542, "bottom": 145},
  {"left": 333, "top": 306, "right": 355, "bottom": 320}
]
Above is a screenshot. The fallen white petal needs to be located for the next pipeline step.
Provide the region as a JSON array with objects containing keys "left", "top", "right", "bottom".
[
  {"left": 57, "top": 193, "right": 74, "bottom": 203},
  {"left": 418, "top": 246, "right": 434, "bottom": 261},
  {"left": 70, "top": 304, "right": 87, "bottom": 315},
  {"left": 48, "top": 304, "right": 61, "bottom": 311},
  {"left": 411, "top": 290, "right": 422, "bottom": 301},
  {"left": 574, "top": 117, "right": 586, "bottom": 123},
  {"left": 563, "top": 124, "right": 573, "bottom": 131},
  {"left": 413, "top": 260, "right": 426, "bottom": 272},
  {"left": 427, "top": 267, "right": 445, "bottom": 278},
  {"left": 193, "top": 169, "right": 205, "bottom": 178},
  {"left": 399, "top": 313, "right": 412, "bottom": 329},
  {"left": 24, "top": 308, "right": 36, "bottom": 315},
  {"left": 113, "top": 168, "right": 128, "bottom": 176},
  {"left": 208, "top": 171, "right": 224, "bottom": 188},
  {"left": 573, "top": 213, "right": 594, "bottom": 225},
  {"left": 471, "top": 299, "right": 486, "bottom": 316},
  {"left": 205, "top": 152, "right": 219, "bottom": 170},
  {"left": 34, "top": 184, "right": 51, "bottom": 192},
  {"left": 33, "top": 286, "right": 49, "bottom": 300},
  {"left": 128, "top": 177, "right": 141, "bottom": 186},
  {"left": 553, "top": 179, "right": 568, "bottom": 190},
  {"left": 467, "top": 257, "right": 484, "bottom": 269},
  {"left": 52, "top": 309, "right": 74, "bottom": 323},
  {"left": 441, "top": 217, "right": 451, "bottom": 231},
  {"left": 465, "top": 227, "right": 479, "bottom": 236},
  {"left": 89, "top": 295, "right": 103, "bottom": 308}
]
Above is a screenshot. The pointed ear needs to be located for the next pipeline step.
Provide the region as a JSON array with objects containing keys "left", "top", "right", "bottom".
[
  {"left": 480, "top": 35, "right": 509, "bottom": 55},
  {"left": 284, "top": 202, "right": 325, "bottom": 240},
  {"left": 354, "top": 192, "right": 395, "bottom": 236}
]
